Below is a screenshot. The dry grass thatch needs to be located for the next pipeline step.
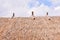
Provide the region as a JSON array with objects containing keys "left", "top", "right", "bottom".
[{"left": 0, "top": 16, "right": 60, "bottom": 40}]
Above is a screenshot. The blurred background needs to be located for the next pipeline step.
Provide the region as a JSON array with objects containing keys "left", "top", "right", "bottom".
[{"left": 0, "top": 0, "right": 60, "bottom": 17}]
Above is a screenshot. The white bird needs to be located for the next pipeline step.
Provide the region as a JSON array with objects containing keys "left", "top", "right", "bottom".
[{"left": 12, "top": 13, "right": 15, "bottom": 18}]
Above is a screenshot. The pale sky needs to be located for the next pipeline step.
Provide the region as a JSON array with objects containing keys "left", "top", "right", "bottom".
[{"left": 0, "top": 0, "right": 60, "bottom": 17}]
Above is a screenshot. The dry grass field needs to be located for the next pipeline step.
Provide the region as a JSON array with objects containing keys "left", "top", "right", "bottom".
[{"left": 0, "top": 16, "right": 60, "bottom": 40}]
